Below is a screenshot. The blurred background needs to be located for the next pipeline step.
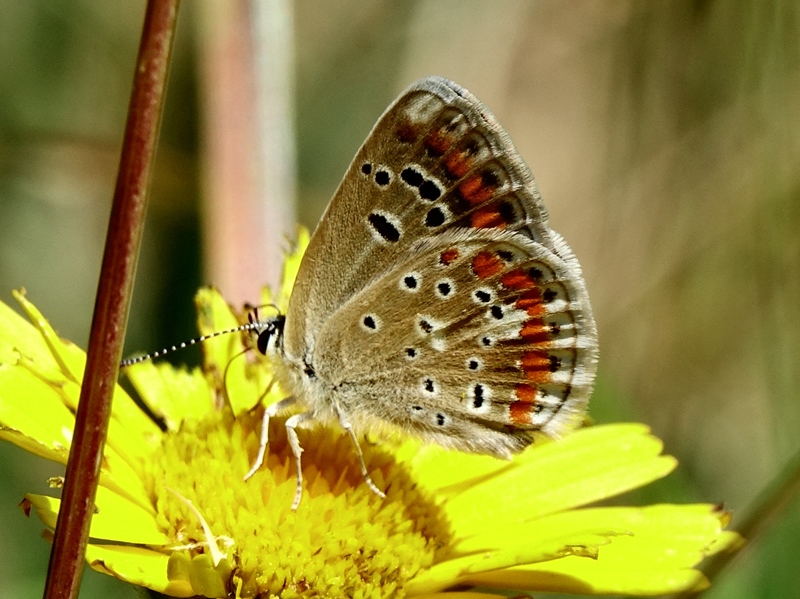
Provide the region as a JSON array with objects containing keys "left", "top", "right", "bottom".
[{"left": 1, "top": 1, "right": 799, "bottom": 597}]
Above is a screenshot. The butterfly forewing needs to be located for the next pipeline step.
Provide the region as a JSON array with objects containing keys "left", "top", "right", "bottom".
[
  {"left": 281, "top": 76, "right": 597, "bottom": 456},
  {"left": 286, "top": 78, "right": 556, "bottom": 355}
]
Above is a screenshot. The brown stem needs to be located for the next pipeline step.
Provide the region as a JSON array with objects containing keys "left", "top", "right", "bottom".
[{"left": 42, "top": 2, "right": 180, "bottom": 598}]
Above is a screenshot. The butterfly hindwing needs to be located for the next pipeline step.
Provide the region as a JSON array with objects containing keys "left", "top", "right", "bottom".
[{"left": 314, "top": 229, "right": 596, "bottom": 455}]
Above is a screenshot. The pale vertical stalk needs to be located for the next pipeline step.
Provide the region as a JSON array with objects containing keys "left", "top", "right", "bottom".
[
  {"left": 251, "top": 0, "right": 296, "bottom": 286},
  {"left": 197, "top": 0, "right": 295, "bottom": 305}
]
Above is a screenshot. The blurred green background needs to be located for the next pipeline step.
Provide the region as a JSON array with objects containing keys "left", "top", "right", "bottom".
[{"left": 1, "top": 1, "right": 799, "bottom": 597}]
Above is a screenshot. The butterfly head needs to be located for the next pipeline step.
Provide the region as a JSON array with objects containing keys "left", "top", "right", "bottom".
[{"left": 249, "top": 311, "right": 285, "bottom": 357}]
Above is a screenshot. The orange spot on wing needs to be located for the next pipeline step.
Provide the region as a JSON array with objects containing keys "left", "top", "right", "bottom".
[
  {"left": 425, "top": 130, "right": 452, "bottom": 155},
  {"left": 521, "top": 351, "right": 551, "bottom": 383},
  {"left": 470, "top": 207, "right": 505, "bottom": 229},
  {"left": 520, "top": 318, "right": 550, "bottom": 344},
  {"left": 458, "top": 174, "right": 496, "bottom": 206},
  {"left": 502, "top": 269, "right": 536, "bottom": 290},
  {"left": 515, "top": 383, "right": 538, "bottom": 402},
  {"left": 439, "top": 248, "right": 459, "bottom": 266},
  {"left": 444, "top": 150, "right": 473, "bottom": 178},
  {"left": 471, "top": 251, "right": 503, "bottom": 280},
  {"left": 515, "top": 290, "right": 544, "bottom": 315},
  {"left": 510, "top": 385, "right": 538, "bottom": 425}
]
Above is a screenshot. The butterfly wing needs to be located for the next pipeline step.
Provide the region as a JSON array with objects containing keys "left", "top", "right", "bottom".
[
  {"left": 286, "top": 77, "right": 559, "bottom": 356},
  {"left": 283, "top": 77, "right": 597, "bottom": 453}
]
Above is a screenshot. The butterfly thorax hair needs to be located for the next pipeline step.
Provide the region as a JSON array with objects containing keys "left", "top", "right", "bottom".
[{"left": 253, "top": 312, "right": 353, "bottom": 430}]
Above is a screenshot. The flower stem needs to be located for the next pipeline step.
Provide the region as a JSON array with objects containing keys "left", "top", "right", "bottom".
[{"left": 42, "top": 2, "right": 180, "bottom": 598}]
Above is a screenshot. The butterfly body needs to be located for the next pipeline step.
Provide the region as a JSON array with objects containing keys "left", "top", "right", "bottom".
[{"left": 250, "top": 77, "right": 598, "bottom": 506}]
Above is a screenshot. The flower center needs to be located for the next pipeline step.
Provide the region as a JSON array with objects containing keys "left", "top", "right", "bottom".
[{"left": 144, "top": 408, "right": 452, "bottom": 597}]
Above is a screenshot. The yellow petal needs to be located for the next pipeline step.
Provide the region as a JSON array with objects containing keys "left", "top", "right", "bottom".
[
  {"left": 86, "top": 544, "right": 194, "bottom": 597},
  {"left": 23, "top": 484, "right": 166, "bottom": 545},
  {"left": 407, "top": 530, "right": 615, "bottom": 595},
  {"left": 443, "top": 424, "right": 676, "bottom": 537},
  {"left": 271, "top": 225, "right": 310, "bottom": 312},
  {"left": 0, "top": 292, "right": 58, "bottom": 366},
  {"left": 11, "top": 291, "right": 162, "bottom": 447},
  {"left": 399, "top": 441, "right": 513, "bottom": 495},
  {"left": 0, "top": 428, "right": 70, "bottom": 465},
  {"left": 195, "top": 288, "right": 281, "bottom": 415},
  {"left": 16, "top": 351, "right": 159, "bottom": 466},
  {"left": 462, "top": 504, "right": 742, "bottom": 596},
  {"left": 0, "top": 364, "right": 74, "bottom": 457},
  {"left": 0, "top": 362, "right": 152, "bottom": 509},
  {"left": 194, "top": 288, "right": 269, "bottom": 416},
  {"left": 11, "top": 290, "right": 83, "bottom": 384},
  {"left": 125, "top": 361, "right": 214, "bottom": 430}
]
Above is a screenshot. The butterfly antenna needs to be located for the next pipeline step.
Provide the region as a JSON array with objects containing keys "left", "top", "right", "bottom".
[{"left": 120, "top": 321, "right": 268, "bottom": 368}]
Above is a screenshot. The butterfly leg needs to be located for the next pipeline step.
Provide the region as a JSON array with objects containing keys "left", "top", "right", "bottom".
[
  {"left": 337, "top": 411, "right": 387, "bottom": 501},
  {"left": 244, "top": 396, "right": 297, "bottom": 481},
  {"left": 285, "top": 410, "right": 315, "bottom": 510}
]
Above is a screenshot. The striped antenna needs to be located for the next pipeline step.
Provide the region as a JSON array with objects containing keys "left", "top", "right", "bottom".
[{"left": 120, "top": 321, "right": 266, "bottom": 368}]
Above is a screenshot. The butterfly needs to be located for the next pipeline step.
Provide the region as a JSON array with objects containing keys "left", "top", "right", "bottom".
[{"left": 247, "top": 76, "right": 598, "bottom": 509}]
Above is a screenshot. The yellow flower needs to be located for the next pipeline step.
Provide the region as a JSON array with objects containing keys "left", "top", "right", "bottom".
[{"left": 0, "top": 230, "right": 740, "bottom": 598}]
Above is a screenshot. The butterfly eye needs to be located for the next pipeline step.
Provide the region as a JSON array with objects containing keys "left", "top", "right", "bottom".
[
  {"left": 254, "top": 316, "right": 285, "bottom": 356},
  {"left": 256, "top": 329, "right": 271, "bottom": 355}
]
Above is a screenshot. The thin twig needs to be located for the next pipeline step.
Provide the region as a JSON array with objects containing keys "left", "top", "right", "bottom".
[{"left": 42, "top": 2, "right": 180, "bottom": 598}]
